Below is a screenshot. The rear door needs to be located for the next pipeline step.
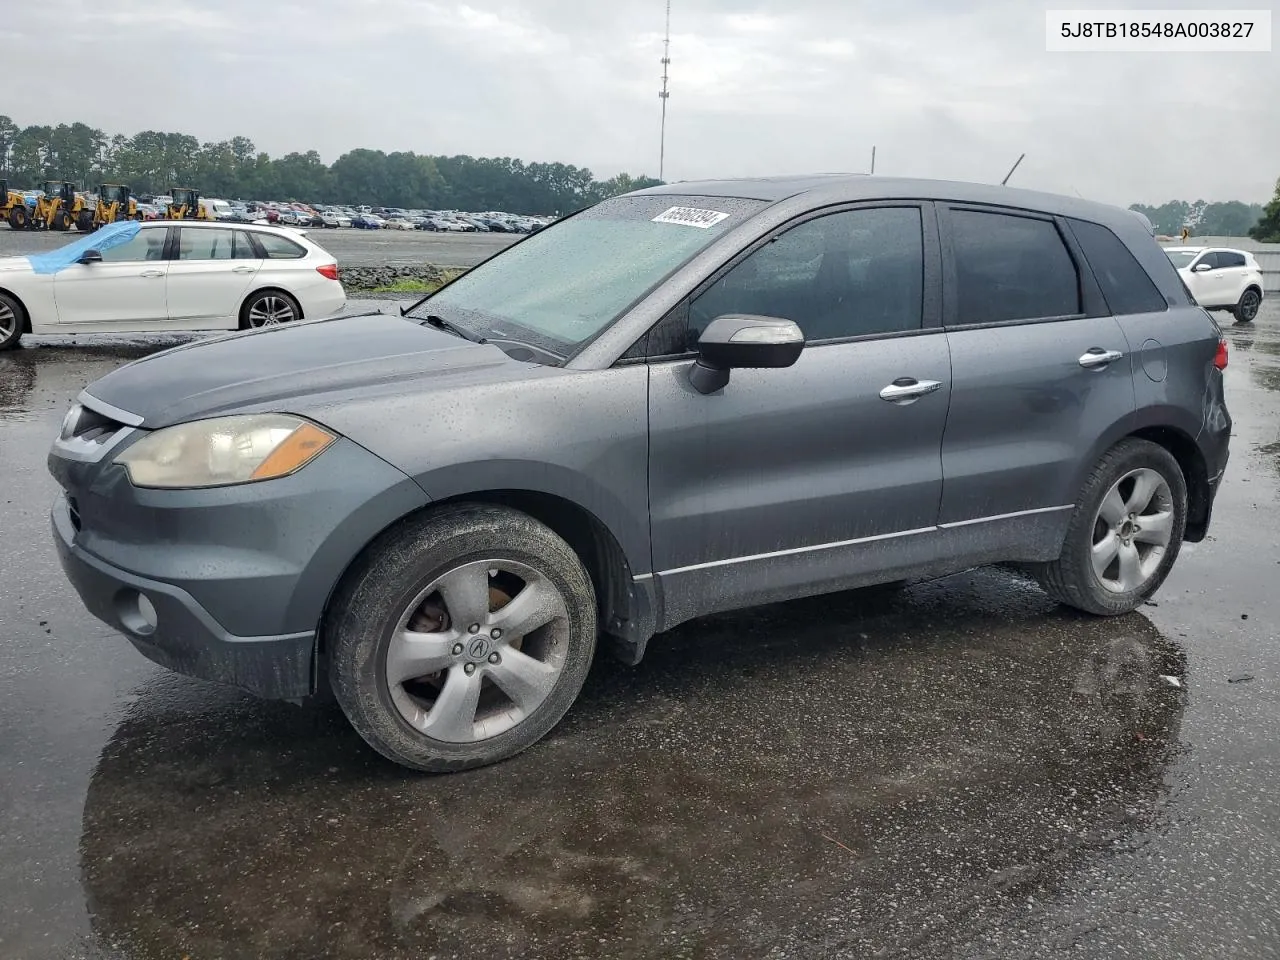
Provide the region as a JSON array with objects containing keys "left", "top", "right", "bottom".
[
  {"left": 647, "top": 203, "right": 952, "bottom": 624},
  {"left": 165, "top": 226, "right": 261, "bottom": 326},
  {"left": 1214, "top": 250, "right": 1250, "bottom": 305},
  {"left": 936, "top": 205, "right": 1135, "bottom": 542}
]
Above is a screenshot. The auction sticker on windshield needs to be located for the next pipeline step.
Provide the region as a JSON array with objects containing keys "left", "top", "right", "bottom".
[{"left": 651, "top": 206, "right": 730, "bottom": 228}]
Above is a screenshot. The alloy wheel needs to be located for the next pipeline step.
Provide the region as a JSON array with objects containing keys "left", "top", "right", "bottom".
[
  {"left": 0, "top": 303, "right": 16, "bottom": 341},
  {"left": 247, "top": 295, "right": 295, "bottom": 327},
  {"left": 1090, "top": 467, "right": 1174, "bottom": 593},
  {"left": 384, "top": 559, "right": 570, "bottom": 743},
  {"left": 1240, "top": 289, "right": 1261, "bottom": 322}
]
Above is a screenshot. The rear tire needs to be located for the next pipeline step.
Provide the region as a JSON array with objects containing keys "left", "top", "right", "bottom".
[
  {"left": 1034, "top": 439, "right": 1187, "bottom": 616},
  {"left": 240, "top": 289, "right": 301, "bottom": 329},
  {"left": 0, "top": 291, "right": 26, "bottom": 351},
  {"left": 77, "top": 210, "right": 95, "bottom": 232},
  {"left": 1234, "top": 287, "right": 1261, "bottom": 324},
  {"left": 8, "top": 206, "right": 28, "bottom": 230},
  {"left": 327, "top": 504, "right": 598, "bottom": 772}
]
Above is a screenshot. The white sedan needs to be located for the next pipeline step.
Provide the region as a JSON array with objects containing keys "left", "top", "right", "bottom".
[
  {"left": 1165, "top": 245, "right": 1265, "bottom": 324},
  {"left": 0, "top": 220, "right": 347, "bottom": 350}
]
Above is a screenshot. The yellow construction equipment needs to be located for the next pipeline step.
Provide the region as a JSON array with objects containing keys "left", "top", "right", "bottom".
[
  {"left": 165, "top": 187, "right": 215, "bottom": 221},
  {"left": 1, "top": 179, "right": 31, "bottom": 230},
  {"left": 32, "top": 180, "right": 85, "bottom": 231},
  {"left": 89, "top": 184, "right": 140, "bottom": 230}
]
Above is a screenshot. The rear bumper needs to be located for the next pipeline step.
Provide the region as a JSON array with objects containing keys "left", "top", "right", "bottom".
[{"left": 52, "top": 495, "right": 315, "bottom": 699}]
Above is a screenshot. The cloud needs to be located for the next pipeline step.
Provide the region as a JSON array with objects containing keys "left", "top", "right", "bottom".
[{"left": 1, "top": 0, "right": 1276, "bottom": 205}]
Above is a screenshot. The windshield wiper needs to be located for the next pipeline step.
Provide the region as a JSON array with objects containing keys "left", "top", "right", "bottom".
[{"left": 418, "top": 314, "right": 486, "bottom": 344}]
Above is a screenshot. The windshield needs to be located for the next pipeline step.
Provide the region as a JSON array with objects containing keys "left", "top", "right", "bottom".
[
  {"left": 1165, "top": 249, "right": 1199, "bottom": 269},
  {"left": 408, "top": 193, "right": 765, "bottom": 357}
]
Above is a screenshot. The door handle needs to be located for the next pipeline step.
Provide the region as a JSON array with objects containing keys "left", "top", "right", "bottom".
[
  {"left": 139, "top": 269, "right": 164, "bottom": 278},
  {"left": 1078, "top": 348, "right": 1124, "bottom": 369},
  {"left": 231, "top": 265, "right": 255, "bottom": 274},
  {"left": 879, "top": 378, "right": 943, "bottom": 404}
]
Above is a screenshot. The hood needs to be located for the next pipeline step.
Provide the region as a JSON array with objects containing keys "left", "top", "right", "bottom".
[{"left": 82, "top": 312, "right": 544, "bottom": 429}]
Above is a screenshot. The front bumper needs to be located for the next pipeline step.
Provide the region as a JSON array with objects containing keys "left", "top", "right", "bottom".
[
  {"left": 48, "top": 433, "right": 431, "bottom": 700},
  {"left": 53, "top": 495, "right": 316, "bottom": 699}
]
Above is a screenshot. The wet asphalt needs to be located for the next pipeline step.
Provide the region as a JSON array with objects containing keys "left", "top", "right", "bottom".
[{"left": 1, "top": 305, "right": 1278, "bottom": 960}]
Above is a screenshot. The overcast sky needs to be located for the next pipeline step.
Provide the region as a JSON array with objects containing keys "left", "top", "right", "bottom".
[{"left": 4, "top": 0, "right": 1277, "bottom": 205}]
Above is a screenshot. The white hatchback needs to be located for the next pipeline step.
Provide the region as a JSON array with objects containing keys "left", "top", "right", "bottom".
[
  {"left": 1165, "top": 246, "right": 1265, "bottom": 324},
  {"left": 0, "top": 220, "right": 347, "bottom": 350}
]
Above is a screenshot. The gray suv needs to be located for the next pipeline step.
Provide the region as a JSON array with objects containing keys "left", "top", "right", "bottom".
[{"left": 49, "top": 176, "right": 1231, "bottom": 772}]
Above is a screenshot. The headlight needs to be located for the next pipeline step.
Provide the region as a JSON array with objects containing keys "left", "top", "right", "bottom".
[{"left": 115, "top": 414, "right": 337, "bottom": 488}]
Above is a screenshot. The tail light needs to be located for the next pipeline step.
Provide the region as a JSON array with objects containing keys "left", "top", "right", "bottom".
[
  {"left": 1214, "top": 338, "right": 1228, "bottom": 371},
  {"left": 316, "top": 263, "right": 339, "bottom": 281}
]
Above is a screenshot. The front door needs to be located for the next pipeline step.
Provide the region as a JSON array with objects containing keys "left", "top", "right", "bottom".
[
  {"left": 52, "top": 225, "right": 170, "bottom": 327},
  {"left": 646, "top": 204, "right": 951, "bottom": 627},
  {"left": 165, "top": 226, "right": 261, "bottom": 326},
  {"left": 935, "top": 205, "right": 1136, "bottom": 532}
]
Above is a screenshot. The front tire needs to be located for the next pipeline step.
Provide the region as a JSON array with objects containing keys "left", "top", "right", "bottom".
[
  {"left": 0, "top": 291, "right": 26, "bottom": 350},
  {"left": 1035, "top": 439, "right": 1186, "bottom": 616},
  {"left": 240, "top": 289, "right": 301, "bottom": 329},
  {"left": 8, "top": 206, "right": 28, "bottom": 230},
  {"left": 1234, "top": 287, "right": 1261, "bottom": 324},
  {"left": 327, "top": 504, "right": 598, "bottom": 772},
  {"left": 51, "top": 210, "right": 69, "bottom": 231}
]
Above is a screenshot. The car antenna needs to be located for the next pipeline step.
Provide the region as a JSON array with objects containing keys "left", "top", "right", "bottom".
[{"left": 1001, "top": 153, "right": 1026, "bottom": 186}]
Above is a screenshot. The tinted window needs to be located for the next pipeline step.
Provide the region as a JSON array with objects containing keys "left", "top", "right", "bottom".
[
  {"left": 233, "top": 231, "right": 260, "bottom": 259},
  {"left": 1070, "top": 219, "right": 1166, "bottom": 315},
  {"left": 99, "top": 227, "right": 167, "bottom": 263},
  {"left": 949, "top": 210, "right": 1079, "bottom": 324},
  {"left": 1218, "top": 251, "right": 1247, "bottom": 268},
  {"left": 691, "top": 207, "right": 924, "bottom": 343},
  {"left": 176, "top": 227, "right": 236, "bottom": 261},
  {"left": 1195, "top": 251, "right": 1221, "bottom": 270},
  {"left": 254, "top": 232, "right": 307, "bottom": 259}
]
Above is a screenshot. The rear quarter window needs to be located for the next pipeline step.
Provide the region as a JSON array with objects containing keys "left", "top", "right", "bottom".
[
  {"left": 254, "top": 232, "right": 307, "bottom": 259},
  {"left": 1068, "top": 219, "right": 1167, "bottom": 315}
]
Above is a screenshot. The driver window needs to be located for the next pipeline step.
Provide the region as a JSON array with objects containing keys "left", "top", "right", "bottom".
[
  {"left": 99, "top": 228, "right": 168, "bottom": 263},
  {"left": 689, "top": 207, "right": 924, "bottom": 345}
]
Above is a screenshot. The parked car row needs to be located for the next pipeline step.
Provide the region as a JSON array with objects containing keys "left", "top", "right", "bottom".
[{"left": 194, "top": 198, "right": 555, "bottom": 234}]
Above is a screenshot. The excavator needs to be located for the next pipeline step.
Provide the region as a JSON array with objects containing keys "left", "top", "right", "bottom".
[
  {"left": 1, "top": 179, "right": 32, "bottom": 229},
  {"left": 31, "top": 180, "right": 88, "bottom": 231},
  {"left": 87, "top": 184, "right": 141, "bottom": 230},
  {"left": 165, "top": 187, "right": 215, "bottom": 221}
]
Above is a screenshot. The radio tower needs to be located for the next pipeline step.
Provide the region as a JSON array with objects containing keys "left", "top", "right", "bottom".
[{"left": 659, "top": 0, "right": 671, "bottom": 181}]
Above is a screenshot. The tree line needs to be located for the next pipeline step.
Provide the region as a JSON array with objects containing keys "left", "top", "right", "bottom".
[
  {"left": 1127, "top": 198, "right": 1270, "bottom": 239},
  {"left": 0, "top": 115, "right": 662, "bottom": 214}
]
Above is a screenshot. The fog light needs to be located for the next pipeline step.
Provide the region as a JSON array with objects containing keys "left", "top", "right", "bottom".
[{"left": 116, "top": 590, "right": 159, "bottom": 637}]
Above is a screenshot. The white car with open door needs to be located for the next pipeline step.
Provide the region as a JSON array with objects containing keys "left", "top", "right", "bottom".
[
  {"left": 1165, "top": 246, "right": 1265, "bottom": 324},
  {"left": 0, "top": 220, "right": 347, "bottom": 350}
]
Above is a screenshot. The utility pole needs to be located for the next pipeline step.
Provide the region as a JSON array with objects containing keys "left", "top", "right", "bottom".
[{"left": 659, "top": 0, "right": 671, "bottom": 181}]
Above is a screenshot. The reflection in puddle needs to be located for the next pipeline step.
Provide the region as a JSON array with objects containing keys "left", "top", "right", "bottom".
[{"left": 80, "top": 570, "right": 1186, "bottom": 959}]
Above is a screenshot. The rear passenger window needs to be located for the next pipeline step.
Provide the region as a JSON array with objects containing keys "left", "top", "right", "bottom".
[
  {"left": 1069, "top": 219, "right": 1167, "bottom": 315},
  {"left": 233, "top": 231, "right": 260, "bottom": 259},
  {"left": 949, "top": 210, "right": 1080, "bottom": 324},
  {"left": 1218, "top": 251, "right": 1247, "bottom": 268},
  {"left": 254, "top": 233, "right": 306, "bottom": 259}
]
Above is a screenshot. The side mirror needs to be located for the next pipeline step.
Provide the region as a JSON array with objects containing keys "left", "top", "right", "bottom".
[
  {"left": 1192, "top": 262, "right": 1212, "bottom": 272},
  {"left": 77, "top": 249, "right": 103, "bottom": 264},
  {"left": 688, "top": 314, "right": 805, "bottom": 395}
]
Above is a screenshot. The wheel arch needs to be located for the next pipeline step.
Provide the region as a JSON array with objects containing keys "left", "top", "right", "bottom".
[
  {"left": 1127, "top": 424, "right": 1211, "bottom": 542},
  {"left": 313, "top": 488, "right": 658, "bottom": 672},
  {"left": 0, "top": 286, "right": 33, "bottom": 333}
]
